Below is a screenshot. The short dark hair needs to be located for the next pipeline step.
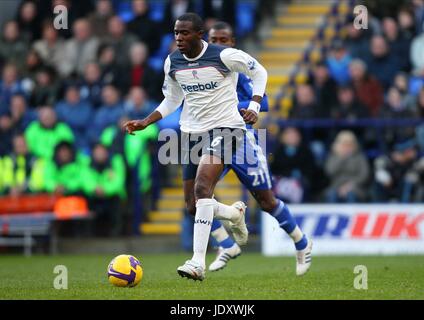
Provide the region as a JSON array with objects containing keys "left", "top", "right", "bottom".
[
  {"left": 176, "top": 12, "right": 204, "bottom": 32},
  {"left": 210, "top": 21, "right": 233, "bottom": 35}
]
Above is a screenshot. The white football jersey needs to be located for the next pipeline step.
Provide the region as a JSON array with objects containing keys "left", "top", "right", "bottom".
[{"left": 156, "top": 40, "right": 267, "bottom": 133}]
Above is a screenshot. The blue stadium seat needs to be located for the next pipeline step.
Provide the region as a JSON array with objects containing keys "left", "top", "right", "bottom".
[
  {"left": 148, "top": 0, "right": 166, "bottom": 22},
  {"left": 148, "top": 33, "right": 175, "bottom": 71},
  {"left": 117, "top": 0, "right": 134, "bottom": 22},
  {"left": 236, "top": 1, "right": 257, "bottom": 37}
]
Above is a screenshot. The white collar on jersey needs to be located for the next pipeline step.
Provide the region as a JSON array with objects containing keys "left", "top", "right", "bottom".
[{"left": 183, "top": 40, "right": 208, "bottom": 61}]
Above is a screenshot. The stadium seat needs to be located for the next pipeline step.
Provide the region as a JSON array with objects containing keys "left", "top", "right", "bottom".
[
  {"left": 236, "top": 1, "right": 257, "bottom": 37},
  {"left": 148, "top": 0, "right": 166, "bottom": 22}
]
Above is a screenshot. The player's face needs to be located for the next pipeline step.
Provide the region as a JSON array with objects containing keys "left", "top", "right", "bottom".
[
  {"left": 174, "top": 20, "right": 202, "bottom": 55},
  {"left": 208, "top": 28, "right": 235, "bottom": 47}
]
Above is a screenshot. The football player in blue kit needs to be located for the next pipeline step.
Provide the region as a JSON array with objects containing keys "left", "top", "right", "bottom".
[{"left": 124, "top": 13, "right": 312, "bottom": 281}]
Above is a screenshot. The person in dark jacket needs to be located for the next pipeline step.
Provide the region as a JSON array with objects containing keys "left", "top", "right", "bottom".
[
  {"left": 126, "top": 0, "right": 162, "bottom": 54},
  {"left": 270, "top": 127, "right": 320, "bottom": 202}
]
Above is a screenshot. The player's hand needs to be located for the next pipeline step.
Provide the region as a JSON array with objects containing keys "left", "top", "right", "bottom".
[
  {"left": 123, "top": 119, "right": 148, "bottom": 135},
  {"left": 240, "top": 108, "right": 258, "bottom": 125}
]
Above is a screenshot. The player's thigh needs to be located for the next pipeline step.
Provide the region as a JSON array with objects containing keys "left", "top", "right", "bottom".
[
  {"left": 194, "top": 154, "right": 224, "bottom": 199},
  {"left": 231, "top": 131, "right": 272, "bottom": 190}
]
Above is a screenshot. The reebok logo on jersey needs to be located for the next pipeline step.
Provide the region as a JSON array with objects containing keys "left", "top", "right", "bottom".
[{"left": 180, "top": 81, "right": 218, "bottom": 92}]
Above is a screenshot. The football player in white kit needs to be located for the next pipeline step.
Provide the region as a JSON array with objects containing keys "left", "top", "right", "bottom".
[{"left": 124, "top": 13, "right": 312, "bottom": 281}]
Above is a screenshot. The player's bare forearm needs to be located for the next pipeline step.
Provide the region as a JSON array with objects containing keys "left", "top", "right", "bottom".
[
  {"left": 123, "top": 110, "right": 163, "bottom": 135},
  {"left": 251, "top": 95, "right": 263, "bottom": 104}
]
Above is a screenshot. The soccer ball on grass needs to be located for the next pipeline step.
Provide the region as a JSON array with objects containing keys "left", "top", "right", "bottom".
[{"left": 107, "top": 254, "right": 143, "bottom": 287}]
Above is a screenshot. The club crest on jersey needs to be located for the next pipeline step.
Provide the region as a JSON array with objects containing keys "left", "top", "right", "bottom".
[
  {"left": 247, "top": 60, "right": 256, "bottom": 70},
  {"left": 192, "top": 70, "right": 199, "bottom": 79}
]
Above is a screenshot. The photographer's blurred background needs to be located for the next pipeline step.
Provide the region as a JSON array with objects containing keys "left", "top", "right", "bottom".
[{"left": 0, "top": 0, "right": 423, "bottom": 254}]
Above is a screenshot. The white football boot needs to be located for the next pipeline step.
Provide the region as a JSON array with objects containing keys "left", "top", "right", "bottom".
[
  {"left": 228, "top": 201, "right": 248, "bottom": 245},
  {"left": 177, "top": 260, "right": 206, "bottom": 281},
  {"left": 296, "top": 239, "right": 313, "bottom": 276},
  {"left": 209, "top": 243, "right": 242, "bottom": 272}
]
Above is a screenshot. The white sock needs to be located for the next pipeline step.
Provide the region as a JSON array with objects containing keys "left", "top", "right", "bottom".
[
  {"left": 289, "top": 226, "right": 304, "bottom": 243},
  {"left": 213, "top": 200, "right": 240, "bottom": 222},
  {"left": 192, "top": 198, "right": 215, "bottom": 268},
  {"left": 211, "top": 224, "right": 230, "bottom": 243}
]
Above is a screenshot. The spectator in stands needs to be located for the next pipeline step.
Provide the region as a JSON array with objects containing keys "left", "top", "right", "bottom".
[
  {"left": 397, "top": 7, "right": 416, "bottom": 40},
  {"left": 88, "top": 85, "right": 124, "bottom": 144},
  {"left": 124, "top": 86, "right": 155, "bottom": 119},
  {"left": 382, "top": 17, "right": 411, "bottom": 72},
  {"left": 105, "top": 16, "right": 138, "bottom": 67},
  {"left": 349, "top": 59, "right": 384, "bottom": 117},
  {"left": 10, "top": 94, "right": 36, "bottom": 132},
  {"left": 87, "top": 0, "right": 114, "bottom": 39},
  {"left": 343, "top": 21, "right": 370, "bottom": 60},
  {"left": 58, "top": 18, "right": 99, "bottom": 77},
  {"left": 32, "top": 19, "right": 66, "bottom": 72},
  {"left": 0, "top": 134, "right": 44, "bottom": 196},
  {"left": 380, "top": 87, "right": 417, "bottom": 147},
  {"left": 326, "top": 39, "right": 352, "bottom": 85},
  {"left": 43, "top": 141, "right": 86, "bottom": 195},
  {"left": 127, "top": 0, "right": 161, "bottom": 54},
  {"left": 28, "top": 67, "right": 58, "bottom": 107},
  {"left": 16, "top": 0, "right": 42, "bottom": 43},
  {"left": 331, "top": 84, "right": 369, "bottom": 121},
  {"left": 365, "top": 35, "right": 401, "bottom": 89},
  {"left": 373, "top": 138, "right": 420, "bottom": 202},
  {"left": 55, "top": 84, "right": 93, "bottom": 152},
  {"left": 380, "top": 87, "right": 416, "bottom": 119},
  {"left": 82, "top": 143, "right": 126, "bottom": 236},
  {"left": 393, "top": 72, "right": 416, "bottom": 111},
  {"left": 100, "top": 115, "right": 158, "bottom": 219},
  {"left": 97, "top": 44, "right": 120, "bottom": 85},
  {"left": 116, "top": 42, "right": 162, "bottom": 100},
  {"left": 202, "top": 0, "right": 236, "bottom": 31},
  {"left": 22, "top": 49, "right": 45, "bottom": 82},
  {"left": 270, "top": 127, "right": 320, "bottom": 203},
  {"left": 0, "top": 20, "right": 29, "bottom": 72},
  {"left": 163, "top": 0, "right": 196, "bottom": 33},
  {"left": 79, "top": 62, "right": 105, "bottom": 109},
  {"left": 24, "top": 106, "right": 74, "bottom": 159},
  {"left": 289, "top": 84, "right": 320, "bottom": 119},
  {"left": 83, "top": 144, "right": 126, "bottom": 236},
  {"left": 0, "top": 64, "right": 25, "bottom": 115},
  {"left": 308, "top": 61, "right": 338, "bottom": 118},
  {"left": 0, "top": 113, "right": 14, "bottom": 156},
  {"left": 324, "top": 131, "right": 370, "bottom": 203},
  {"left": 36, "top": 0, "right": 95, "bottom": 39}
]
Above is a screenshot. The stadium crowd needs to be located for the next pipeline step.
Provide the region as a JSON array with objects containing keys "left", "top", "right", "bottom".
[
  {"left": 271, "top": 0, "right": 424, "bottom": 204},
  {"left": 0, "top": 0, "right": 423, "bottom": 236}
]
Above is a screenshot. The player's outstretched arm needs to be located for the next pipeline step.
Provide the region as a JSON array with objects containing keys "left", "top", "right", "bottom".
[{"left": 123, "top": 110, "right": 163, "bottom": 135}]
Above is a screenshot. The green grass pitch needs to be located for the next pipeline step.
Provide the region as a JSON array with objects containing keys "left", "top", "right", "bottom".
[{"left": 0, "top": 253, "right": 423, "bottom": 299}]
